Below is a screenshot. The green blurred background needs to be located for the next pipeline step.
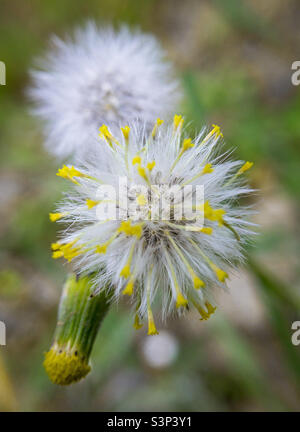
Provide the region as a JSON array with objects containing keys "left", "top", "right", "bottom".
[{"left": 0, "top": 0, "right": 300, "bottom": 412}]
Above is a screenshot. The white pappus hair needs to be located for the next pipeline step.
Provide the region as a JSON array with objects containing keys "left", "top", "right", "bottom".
[
  {"left": 50, "top": 116, "right": 256, "bottom": 335},
  {"left": 28, "top": 22, "right": 181, "bottom": 160}
]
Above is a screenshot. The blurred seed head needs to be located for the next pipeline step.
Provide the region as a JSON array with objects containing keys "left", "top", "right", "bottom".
[{"left": 28, "top": 22, "right": 181, "bottom": 160}]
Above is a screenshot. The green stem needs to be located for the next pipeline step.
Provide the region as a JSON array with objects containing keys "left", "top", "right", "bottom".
[{"left": 44, "top": 273, "right": 111, "bottom": 385}]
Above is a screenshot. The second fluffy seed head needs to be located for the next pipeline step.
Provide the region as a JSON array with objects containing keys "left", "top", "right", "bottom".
[{"left": 29, "top": 22, "right": 181, "bottom": 160}]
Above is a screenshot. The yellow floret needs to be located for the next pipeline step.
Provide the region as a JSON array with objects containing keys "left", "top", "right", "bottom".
[
  {"left": 147, "top": 161, "right": 156, "bottom": 171},
  {"left": 132, "top": 155, "right": 142, "bottom": 165},
  {"left": 86, "top": 199, "right": 99, "bottom": 209},
  {"left": 121, "top": 125, "right": 130, "bottom": 140},
  {"left": 122, "top": 280, "right": 134, "bottom": 296},
  {"left": 238, "top": 161, "right": 253, "bottom": 175},
  {"left": 176, "top": 292, "right": 188, "bottom": 308},
  {"left": 202, "top": 163, "right": 214, "bottom": 175},
  {"left": 120, "top": 264, "right": 131, "bottom": 279},
  {"left": 49, "top": 212, "right": 64, "bottom": 222},
  {"left": 193, "top": 276, "right": 205, "bottom": 289},
  {"left": 173, "top": 114, "right": 184, "bottom": 129}
]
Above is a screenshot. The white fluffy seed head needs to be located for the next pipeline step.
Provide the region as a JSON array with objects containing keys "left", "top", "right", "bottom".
[
  {"left": 28, "top": 22, "right": 181, "bottom": 160},
  {"left": 50, "top": 117, "right": 256, "bottom": 334}
]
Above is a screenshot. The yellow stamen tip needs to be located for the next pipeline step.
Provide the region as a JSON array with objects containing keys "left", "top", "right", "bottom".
[
  {"left": 132, "top": 155, "right": 142, "bottom": 165},
  {"left": 176, "top": 293, "right": 188, "bottom": 308},
  {"left": 119, "top": 221, "right": 143, "bottom": 238},
  {"left": 198, "top": 307, "right": 210, "bottom": 321},
  {"left": 132, "top": 224, "right": 143, "bottom": 238},
  {"left": 51, "top": 242, "right": 61, "bottom": 251},
  {"left": 133, "top": 314, "right": 143, "bottom": 330},
  {"left": 56, "top": 165, "right": 67, "bottom": 178},
  {"left": 119, "top": 220, "right": 130, "bottom": 232},
  {"left": 238, "top": 161, "right": 253, "bottom": 174},
  {"left": 49, "top": 212, "right": 64, "bottom": 222},
  {"left": 57, "top": 240, "right": 81, "bottom": 263},
  {"left": 146, "top": 161, "right": 156, "bottom": 171},
  {"left": 214, "top": 209, "right": 226, "bottom": 226},
  {"left": 205, "top": 301, "right": 217, "bottom": 315},
  {"left": 86, "top": 199, "right": 99, "bottom": 209},
  {"left": 137, "top": 165, "right": 147, "bottom": 180},
  {"left": 99, "top": 124, "right": 111, "bottom": 139},
  {"left": 182, "top": 138, "right": 194, "bottom": 152},
  {"left": 121, "top": 126, "right": 130, "bottom": 140},
  {"left": 204, "top": 203, "right": 226, "bottom": 226},
  {"left": 122, "top": 281, "right": 134, "bottom": 296},
  {"left": 52, "top": 250, "right": 63, "bottom": 259},
  {"left": 212, "top": 124, "right": 223, "bottom": 138},
  {"left": 148, "top": 319, "right": 159, "bottom": 336},
  {"left": 96, "top": 244, "right": 107, "bottom": 254},
  {"left": 44, "top": 347, "right": 91, "bottom": 386},
  {"left": 200, "top": 227, "right": 213, "bottom": 235},
  {"left": 193, "top": 276, "right": 205, "bottom": 289},
  {"left": 213, "top": 266, "right": 228, "bottom": 283},
  {"left": 152, "top": 118, "right": 164, "bottom": 138},
  {"left": 120, "top": 264, "right": 131, "bottom": 279},
  {"left": 195, "top": 300, "right": 216, "bottom": 321},
  {"left": 173, "top": 114, "right": 184, "bottom": 129},
  {"left": 56, "top": 165, "right": 83, "bottom": 183},
  {"left": 202, "top": 163, "right": 214, "bottom": 175}
]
